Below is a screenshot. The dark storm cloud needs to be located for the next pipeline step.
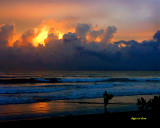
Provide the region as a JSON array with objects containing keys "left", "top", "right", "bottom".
[
  {"left": 0, "top": 24, "right": 15, "bottom": 46},
  {"left": 63, "top": 32, "right": 78, "bottom": 42},
  {"left": 75, "top": 23, "right": 91, "bottom": 41},
  {"left": 101, "top": 26, "right": 117, "bottom": 43},
  {"left": 153, "top": 30, "right": 160, "bottom": 42},
  {"left": 0, "top": 23, "right": 160, "bottom": 71},
  {"left": 111, "top": 31, "right": 160, "bottom": 70},
  {"left": 87, "top": 29, "right": 104, "bottom": 42},
  {"left": 20, "top": 29, "right": 36, "bottom": 46}
]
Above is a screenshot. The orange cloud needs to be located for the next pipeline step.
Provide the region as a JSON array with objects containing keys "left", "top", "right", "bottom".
[
  {"left": 1, "top": 20, "right": 118, "bottom": 47},
  {"left": 13, "top": 19, "right": 76, "bottom": 47},
  {"left": 0, "top": 23, "right": 19, "bottom": 46}
]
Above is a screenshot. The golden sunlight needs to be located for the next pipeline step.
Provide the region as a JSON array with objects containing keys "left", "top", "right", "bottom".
[
  {"left": 118, "top": 43, "right": 127, "bottom": 47},
  {"left": 95, "top": 37, "right": 101, "bottom": 42},
  {"left": 56, "top": 30, "right": 64, "bottom": 39},
  {"left": 32, "top": 26, "right": 65, "bottom": 46},
  {"left": 31, "top": 102, "right": 49, "bottom": 114},
  {"left": 13, "top": 19, "right": 78, "bottom": 47},
  {"left": 32, "top": 26, "right": 49, "bottom": 46}
]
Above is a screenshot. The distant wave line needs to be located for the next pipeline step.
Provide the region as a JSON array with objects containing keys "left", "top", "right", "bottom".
[{"left": 0, "top": 77, "right": 160, "bottom": 84}]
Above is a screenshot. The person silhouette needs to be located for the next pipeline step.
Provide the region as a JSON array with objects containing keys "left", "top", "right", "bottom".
[
  {"left": 104, "top": 91, "right": 109, "bottom": 113},
  {"left": 103, "top": 91, "right": 113, "bottom": 113}
]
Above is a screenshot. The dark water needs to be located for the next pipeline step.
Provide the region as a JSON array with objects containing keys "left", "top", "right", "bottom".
[{"left": 0, "top": 71, "right": 160, "bottom": 105}]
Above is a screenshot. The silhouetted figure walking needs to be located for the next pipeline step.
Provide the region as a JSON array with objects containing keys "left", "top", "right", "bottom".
[{"left": 103, "top": 91, "right": 113, "bottom": 113}]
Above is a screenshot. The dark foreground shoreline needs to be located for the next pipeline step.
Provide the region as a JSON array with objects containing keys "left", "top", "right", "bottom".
[{"left": 0, "top": 110, "right": 158, "bottom": 127}]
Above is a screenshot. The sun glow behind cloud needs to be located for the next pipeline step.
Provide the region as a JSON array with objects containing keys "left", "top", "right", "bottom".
[
  {"left": 22, "top": 19, "right": 76, "bottom": 47},
  {"left": 3, "top": 18, "right": 155, "bottom": 48},
  {"left": 0, "top": 22, "right": 160, "bottom": 71},
  {"left": 32, "top": 28, "right": 65, "bottom": 47},
  {"left": 56, "top": 30, "right": 64, "bottom": 40},
  {"left": 32, "top": 26, "right": 49, "bottom": 46},
  {"left": 0, "top": 0, "right": 159, "bottom": 43},
  {"left": 118, "top": 43, "right": 127, "bottom": 47},
  {"left": 5, "top": 20, "right": 119, "bottom": 47},
  {"left": 0, "top": 0, "right": 159, "bottom": 71}
]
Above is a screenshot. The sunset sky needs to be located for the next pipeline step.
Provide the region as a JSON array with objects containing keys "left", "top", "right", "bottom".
[
  {"left": 0, "top": 0, "right": 160, "bottom": 71},
  {"left": 0, "top": 0, "right": 159, "bottom": 41}
]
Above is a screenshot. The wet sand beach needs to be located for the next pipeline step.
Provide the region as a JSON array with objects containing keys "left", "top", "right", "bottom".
[
  {"left": 0, "top": 94, "right": 158, "bottom": 127},
  {"left": 0, "top": 110, "right": 155, "bottom": 128}
]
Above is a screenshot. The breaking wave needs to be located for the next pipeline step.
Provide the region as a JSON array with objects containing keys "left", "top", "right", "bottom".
[
  {"left": 1, "top": 75, "right": 160, "bottom": 105},
  {"left": 0, "top": 77, "right": 160, "bottom": 84}
]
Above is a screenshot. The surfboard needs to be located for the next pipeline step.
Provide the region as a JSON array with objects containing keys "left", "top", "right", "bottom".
[{"left": 108, "top": 94, "right": 113, "bottom": 100}]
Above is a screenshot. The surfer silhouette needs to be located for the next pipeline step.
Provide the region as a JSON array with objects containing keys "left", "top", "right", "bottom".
[{"left": 103, "top": 91, "right": 113, "bottom": 113}]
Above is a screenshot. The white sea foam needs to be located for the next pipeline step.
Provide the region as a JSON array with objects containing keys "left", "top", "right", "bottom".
[
  {"left": 0, "top": 83, "right": 160, "bottom": 105},
  {"left": 1, "top": 72, "right": 160, "bottom": 105}
]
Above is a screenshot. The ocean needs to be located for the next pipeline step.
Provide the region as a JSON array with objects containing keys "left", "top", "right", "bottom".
[{"left": 0, "top": 71, "right": 160, "bottom": 105}]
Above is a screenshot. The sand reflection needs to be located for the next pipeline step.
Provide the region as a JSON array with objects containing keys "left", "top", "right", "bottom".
[
  {"left": 30, "top": 102, "right": 50, "bottom": 114},
  {"left": 29, "top": 101, "right": 68, "bottom": 114}
]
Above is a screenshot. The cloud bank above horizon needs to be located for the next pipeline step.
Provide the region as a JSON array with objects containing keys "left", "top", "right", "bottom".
[
  {"left": 0, "top": 0, "right": 159, "bottom": 42},
  {"left": 0, "top": 20, "right": 160, "bottom": 71}
]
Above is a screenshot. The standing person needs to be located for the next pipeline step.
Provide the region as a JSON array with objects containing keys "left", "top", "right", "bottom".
[
  {"left": 104, "top": 91, "right": 109, "bottom": 113},
  {"left": 103, "top": 91, "right": 113, "bottom": 113}
]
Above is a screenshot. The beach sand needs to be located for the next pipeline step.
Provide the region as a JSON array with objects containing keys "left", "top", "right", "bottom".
[
  {"left": 0, "top": 109, "right": 155, "bottom": 127},
  {"left": 0, "top": 94, "right": 158, "bottom": 126}
]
